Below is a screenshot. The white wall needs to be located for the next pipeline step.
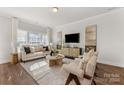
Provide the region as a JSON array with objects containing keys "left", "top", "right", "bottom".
[
  {"left": 0, "top": 17, "right": 12, "bottom": 64},
  {"left": 18, "top": 21, "right": 47, "bottom": 34},
  {"left": 53, "top": 8, "right": 124, "bottom": 67}
]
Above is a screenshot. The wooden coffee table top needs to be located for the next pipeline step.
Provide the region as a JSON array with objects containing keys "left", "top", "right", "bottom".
[{"left": 46, "top": 55, "right": 64, "bottom": 60}]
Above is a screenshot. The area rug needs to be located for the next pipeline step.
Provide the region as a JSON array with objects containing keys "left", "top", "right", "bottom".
[{"left": 20, "top": 59, "right": 68, "bottom": 85}]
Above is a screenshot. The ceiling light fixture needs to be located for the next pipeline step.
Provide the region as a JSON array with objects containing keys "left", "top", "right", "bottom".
[{"left": 52, "top": 7, "right": 58, "bottom": 13}]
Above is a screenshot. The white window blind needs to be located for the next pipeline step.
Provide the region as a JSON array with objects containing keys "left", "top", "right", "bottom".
[
  {"left": 17, "top": 29, "right": 49, "bottom": 46},
  {"left": 17, "top": 30, "right": 27, "bottom": 46}
]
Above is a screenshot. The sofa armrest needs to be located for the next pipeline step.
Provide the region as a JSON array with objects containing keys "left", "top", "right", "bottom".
[{"left": 21, "top": 51, "right": 27, "bottom": 60}]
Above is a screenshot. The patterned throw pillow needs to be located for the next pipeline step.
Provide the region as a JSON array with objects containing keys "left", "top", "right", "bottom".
[{"left": 24, "top": 47, "right": 31, "bottom": 54}]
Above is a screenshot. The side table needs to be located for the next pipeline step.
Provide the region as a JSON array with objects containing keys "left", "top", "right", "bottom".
[{"left": 11, "top": 53, "right": 18, "bottom": 64}]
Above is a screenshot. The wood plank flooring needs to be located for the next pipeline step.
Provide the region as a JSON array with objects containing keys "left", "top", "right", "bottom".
[
  {"left": 0, "top": 63, "right": 37, "bottom": 85},
  {"left": 0, "top": 62, "right": 124, "bottom": 85},
  {"left": 94, "top": 63, "right": 124, "bottom": 85}
]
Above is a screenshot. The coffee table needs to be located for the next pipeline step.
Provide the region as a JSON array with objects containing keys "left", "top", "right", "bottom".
[{"left": 46, "top": 55, "right": 64, "bottom": 66}]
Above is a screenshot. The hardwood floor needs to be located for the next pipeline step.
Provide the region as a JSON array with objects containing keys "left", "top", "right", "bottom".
[
  {"left": 94, "top": 63, "right": 124, "bottom": 85},
  {"left": 0, "top": 62, "right": 124, "bottom": 85},
  {"left": 0, "top": 63, "right": 37, "bottom": 85}
]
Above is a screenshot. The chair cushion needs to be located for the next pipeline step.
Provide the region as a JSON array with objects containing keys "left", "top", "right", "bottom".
[{"left": 62, "top": 62, "right": 84, "bottom": 78}]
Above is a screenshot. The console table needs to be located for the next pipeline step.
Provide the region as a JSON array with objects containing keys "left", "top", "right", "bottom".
[{"left": 59, "top": 48, "right": 81, "bottom": 58}]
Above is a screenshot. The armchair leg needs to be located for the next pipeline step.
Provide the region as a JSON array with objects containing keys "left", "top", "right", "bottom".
[
  {"left": 91, "top": 79, "right": 96, "bottom": 85},
  {"left": 65, "top": 73, "right": 73, "bottom": 85},
  {"left": 65, "top": 73, "right": 81, "bottom": 85},
  {"left": 73, "top": 75, "right": 81, "bottom": 85}
]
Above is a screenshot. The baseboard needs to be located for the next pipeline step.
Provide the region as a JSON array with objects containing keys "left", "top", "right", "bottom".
[
  {"left": 0, "top": 59, "right": 10, "bottom": 64},
  {"left": 97, "top": 60, "right": 124, "bottom": 69}
]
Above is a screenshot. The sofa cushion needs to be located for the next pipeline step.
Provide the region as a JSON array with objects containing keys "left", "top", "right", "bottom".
[
  {"left": 31, "top": 52, "right": 43, "bottom": 57},
  {"left": 25, "top": 52, "right": 44, "bottom": 59},
  {"left": 34, "top": 46, "right": 41, "bottom": 52}
]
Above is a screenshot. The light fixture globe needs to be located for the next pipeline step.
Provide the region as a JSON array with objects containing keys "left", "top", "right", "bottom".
[{"left": 52, "top": 7, "right": 58, "bottom": 13}]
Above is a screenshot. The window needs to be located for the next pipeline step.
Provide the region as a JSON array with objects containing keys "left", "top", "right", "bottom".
[
  {"left": 42, "top": 34, "right": 49, "bottom": 46},
  {"left": 17, "top": 30, "right": 27, "bottom": 46},
  {"left": 29, "top": 33, "right": 41, "bottom": 44},
  {"left": 17, "top": 29, "right": 49, "bottom": 46}
]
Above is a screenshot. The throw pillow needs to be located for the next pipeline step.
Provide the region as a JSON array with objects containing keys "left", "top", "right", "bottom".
[
  {"left": 78, "top": 59, "right": 87, "bottom": 70},
  {"left": 30, "top": 47, "right": 35, "bottom": 53},
  {"left": 43, "top": 46, "right": 49, "bottom": 51},
  {"left": 24, "top": 47, "right": 31, "bottom": 54},
  {"left": 88, "top": 49, "right": 94, "bottom": 57},
  {"left": 82, "top": 49, "right": 94, "bottom": 63},
  {"left": 78, "top": 60, "right": 83, "bottom": 69}
]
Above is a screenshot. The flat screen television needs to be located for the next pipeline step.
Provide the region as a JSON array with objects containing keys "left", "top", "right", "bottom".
[{"left": 65, "top": 33, "right": 80, "bottom": 43}]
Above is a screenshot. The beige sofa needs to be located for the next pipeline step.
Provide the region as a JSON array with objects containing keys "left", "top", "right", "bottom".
[
  {"left": 20, "top": 44, "right": 50, "bottom": 62},
  {"left": 62, "top": 49, "right": 98, "bottom": 85}
]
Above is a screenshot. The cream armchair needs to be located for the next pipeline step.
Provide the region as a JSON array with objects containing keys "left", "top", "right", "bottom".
[{"left": 62, "top": 49, "right": 98, "bottom": 85}]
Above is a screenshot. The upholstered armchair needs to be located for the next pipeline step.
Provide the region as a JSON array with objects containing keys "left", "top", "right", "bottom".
[{"left": 62, "top": 49, "right": 98, "bottom": 85}]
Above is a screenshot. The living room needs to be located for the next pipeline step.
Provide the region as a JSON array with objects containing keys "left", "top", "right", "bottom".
[{"left": 0, "top": 7, "right": 124, "bottom": 85}]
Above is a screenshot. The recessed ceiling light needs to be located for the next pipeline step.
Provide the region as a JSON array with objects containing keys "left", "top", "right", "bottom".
[{"left": 52, "top": 7, "right": 58, "bottom": 13}]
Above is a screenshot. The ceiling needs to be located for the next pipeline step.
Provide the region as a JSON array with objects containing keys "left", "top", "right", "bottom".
[{"left": 0, "top": 7, "right": 119, "bottom": 27}]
